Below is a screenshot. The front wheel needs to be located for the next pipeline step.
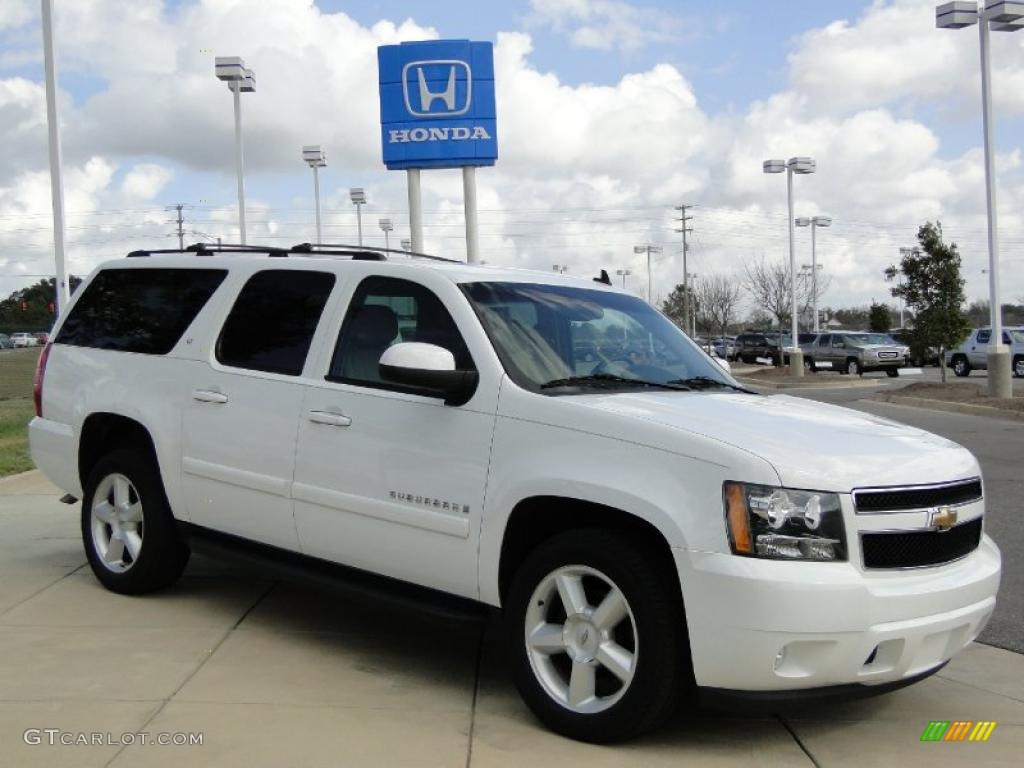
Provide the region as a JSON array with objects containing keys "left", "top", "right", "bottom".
[
  {"left": 1013, "top": 356, "right": 1024, "bottom": 379},
  {"left": 886, "top": 368, "right": 899, "bottom": 378},
  {"left": 505, "top": 529, "right": 690, "bottom": 743},
  {"left": 804, "top": 357, "right": 816, "bottom": 373},
  {"left": 952, "top": 355, "right": 971, "bottom": 378},
  {"left": 846, "top": 358, "right": 862, "bottom": 376},
  {"left": 82, "top": 449, "right": 189, "bottom": 594}
]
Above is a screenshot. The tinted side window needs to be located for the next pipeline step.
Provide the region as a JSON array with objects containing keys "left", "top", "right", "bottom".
[
  {"left": 217, "top": 270, "right": 335, "bottom": 376},
  {"left": 818, "top": 334, "right": 831, "bottom": 347},
  {"left": 329, "top": 276, "right": 473, "bottom": 386},
  {"left": 976, "top": 330, "right": 990, "bottom": 344},
  {"left": 56, "top": 268, "right": 227, "bottom": 354}
]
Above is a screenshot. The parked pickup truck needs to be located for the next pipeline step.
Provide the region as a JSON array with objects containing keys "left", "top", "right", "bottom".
[
  {"left": 29, "top": 244, "right": 1000, "bottom": 743},
  {"left": 946, "top": 327, "right": 1024, "bottom": 378}
]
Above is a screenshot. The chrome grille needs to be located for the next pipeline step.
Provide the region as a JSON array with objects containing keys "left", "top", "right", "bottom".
[{"left": 853, "top": 479, "right": 982, "bottom": 513}]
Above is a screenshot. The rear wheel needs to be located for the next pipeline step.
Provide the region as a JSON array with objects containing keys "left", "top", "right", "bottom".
[
  {"left": 952, "top": 355, "right": 971, "bottom": 378},
  {"left": 505, "top": 529, "right": 689, "bottom": 743},
  {"left": 1013, "top": 355, "right": 1024, "bottom": 379},
  {"left": 804, "top": 357, "right": 816, "bottom": 373},
  {"left": 82, "top": 449, "right": 189, "bottom": 594},
  {"left": 846, "top": 358, "right": 862, "bottom": 376}
]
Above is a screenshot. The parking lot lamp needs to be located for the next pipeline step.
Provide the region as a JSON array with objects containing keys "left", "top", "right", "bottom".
[
  {"left": 350, "top": 188, "right": 367, "bottom": 246},
  {"left": 400, "top": 238, "right": 412, "bottom": 252},
  {"left": 634, "top": 244, "right": 663, "bottom": 304},
  {"left": 215, "top": 57, "right": 254, "bottom": 244},
  {"left": 552, "top": 264, "right": 568, "bottom": 274},
  {"left": 616, "top": 268, "right": 631, "bottom": 288},
  {"left": 936, "top": 1, "right": 1023, "bottom": 397},
  {"left": 379, "top": 218, "right": 393, "bottom": 251},
  {"left": 302, "top": 146, "right": 326, "bottom": 245},
  {"left": 796, "top": 215, "right": 831, "bottom": 332},
  {"left": 764, "top": 157, "right": 816, "bottom": 375}
]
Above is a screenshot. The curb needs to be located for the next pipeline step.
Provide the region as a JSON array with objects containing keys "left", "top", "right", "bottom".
[
  {"left": 0, "top": 468, "right": 40, "bottom": 485},
  {"left": 735, "top": 375, "right": 885, "bottom": 391},
  {"left": 873, "top": 395, "right": 1024, "bottom": 422}
]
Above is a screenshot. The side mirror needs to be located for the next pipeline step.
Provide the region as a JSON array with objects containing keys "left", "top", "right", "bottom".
[{"left": 378, "top": 342, "right": 478, "bottom": 406}]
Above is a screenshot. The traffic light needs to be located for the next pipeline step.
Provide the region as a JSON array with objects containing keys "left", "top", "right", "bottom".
[
  {"left": 20, "top": 300, "right": 27, "bottom": 312},
  {"left": 48, "top": 302, "right": 54, "bottom": 314}
]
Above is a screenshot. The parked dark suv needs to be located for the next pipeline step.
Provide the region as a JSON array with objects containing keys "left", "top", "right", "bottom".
[{"left": 733, "top": 333, "right": 773, "bottom": 363}]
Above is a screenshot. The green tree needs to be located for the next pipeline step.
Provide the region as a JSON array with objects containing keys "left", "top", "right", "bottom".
[
  {"left": 868, "top": 302, "right": 891, "bottom": 333},
  {"left": 0, "top": 277, "right": 82, "bottom": 334},
  {"left": 885, "top": 222, "right": 970, "bottom": 382},
  {"left": 660, "top": 283, "right": 696, "bottom": 333}
]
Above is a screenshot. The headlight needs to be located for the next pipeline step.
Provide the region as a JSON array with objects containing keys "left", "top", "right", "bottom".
[{"left": 723, "top": 482, "right": 847, "bottom": 561}]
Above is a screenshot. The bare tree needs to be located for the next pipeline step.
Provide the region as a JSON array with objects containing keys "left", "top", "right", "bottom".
[
  {"left": 694, "top": 274, "right": 742, "bottom": 341},
  {"left": 742, "top": 255, "right": 829, "bottom": 331}
]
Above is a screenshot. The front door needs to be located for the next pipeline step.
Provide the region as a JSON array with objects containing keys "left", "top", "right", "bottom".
[
  {"left": 181, "top": 269, "right": 336, "bottom": 550},
  {"left": 292, "top": 275, "right": 495, "bottom": 598}
]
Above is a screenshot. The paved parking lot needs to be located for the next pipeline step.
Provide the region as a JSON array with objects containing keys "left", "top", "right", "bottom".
[{"left": 0, "top": 470, "right": 1021, "bottom": 766}]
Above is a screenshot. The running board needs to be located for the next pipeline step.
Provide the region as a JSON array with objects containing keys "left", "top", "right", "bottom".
[{"left": 177, "top": 522, "right": 490, "bottom": 624}]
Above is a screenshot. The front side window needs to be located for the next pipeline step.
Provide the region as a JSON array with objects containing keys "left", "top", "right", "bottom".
[
  {"left": 329, "top": 276, "right": 473, "bottom": 387},
  {"left": 217, "top": 270, "right": 335, "bottom": 376},
  {"left": 56, "top": 268, "right": 227, "bottom": 354},
  {"left": 462, "top": 282, "right": 735, "bottom": 394},
  {"left": 818, "top": 334, "right": 831, "bottom": 347}
]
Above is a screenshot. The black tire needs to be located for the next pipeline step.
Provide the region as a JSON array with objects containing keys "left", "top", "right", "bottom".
[
  {"left": 504, "top": 529, "right": 690, "bottom": 743},
  {"left": 846, "top": 358, "right": 862, "bottom": 376},
  {"left": 886, "top": 368, "right": 899, "bottom": 378},
  {"left": 951, "top": 355, "right": 971, "bottom": 378},
  {"left": 81, "top": 449, "right": 189, "bottom": 594},
  {"left": 804, "top": 357, "right": 816, "bottom": 373},
  {"left": 1013, "top": 355, "right": 1024, "bottom": 379}
]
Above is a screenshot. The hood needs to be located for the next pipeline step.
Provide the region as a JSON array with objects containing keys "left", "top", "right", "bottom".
[{"left": 572, "top": 391, "right": 978, "bottom": 492}]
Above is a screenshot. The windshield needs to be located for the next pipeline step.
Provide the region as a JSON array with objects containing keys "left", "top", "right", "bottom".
[
  {"left": 844, "top": 333, "right": 895, "bottom": 345},
  {"left": 461, "top": 282, "right": 736, "bottom": 394},
  {"left": 1009, "top": 330, "right": 1024, "bottom": 344}
]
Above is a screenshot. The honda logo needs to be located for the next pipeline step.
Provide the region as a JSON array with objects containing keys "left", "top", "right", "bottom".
[{"left": 402, "top": 60, "right": 472, "bottom": 117}]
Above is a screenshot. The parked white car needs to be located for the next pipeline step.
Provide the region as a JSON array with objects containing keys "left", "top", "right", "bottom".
[
  {"left": 10, "top": 332, "right": 38, "bottom": 348},
  {"left": 29, "top": 246, "right": 1000, "bottom": 743},
  {"left": 946, "top": 326, "right": 1024, "bottom": 378}
]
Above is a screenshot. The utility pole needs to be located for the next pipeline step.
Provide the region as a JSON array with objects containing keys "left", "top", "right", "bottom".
[
  {"left": 674, "top": 205, "right": 694, "bottom": 336},
  {"left": 169, "top": 204, "right": 185, "bottom": 250}
]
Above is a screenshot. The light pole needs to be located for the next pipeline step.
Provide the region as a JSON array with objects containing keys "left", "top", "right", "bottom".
[
  {"left": 40, "top": 0, "right": 70, "bottom": 315},
  {"left": 552, "top": 264, "right": 568, "bottom": 274},
  {"left": 616, "top": 268, "right": 632, "bottom": 288},
  {"left": 795, "top": 215, "right": 831, "bottom": 332},
  {"left": 350, "top": 188, "right": 366, "bottom": 247},
  {"left": 764, "top": 156, "right": 816, "bottom": 375},
  {"left": 634, "top": 244, "right": 662, "bottom": 304},
  {"left": 686, "top": 271, "right": 699, "bottom": 336},
  {"left": 215, "top": 57, "right": 255, "bottom": 244},
  {"left": 302, "top": 146, "right": 326, "bottom": 245},
  {"left": 898, "top": 246, "right": 916, "bottom": 329},
  {"left": 379, "top": 218, "right": 393, "bottom": 251},
  {"left": 936, "top": 1, "right": 1022, "bottom": 398},
  {"left": 400, "top": 238, "right": 412, "bottom": 252}
]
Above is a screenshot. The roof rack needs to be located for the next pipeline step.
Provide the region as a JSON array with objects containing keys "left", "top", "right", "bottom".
[{"left": 125, "top": 242, "right": 462, "bottom": 264}]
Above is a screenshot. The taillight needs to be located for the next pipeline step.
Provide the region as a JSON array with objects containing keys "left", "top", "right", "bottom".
[{"left": 33, "top": 343, "right": 52, "bottom": 418}]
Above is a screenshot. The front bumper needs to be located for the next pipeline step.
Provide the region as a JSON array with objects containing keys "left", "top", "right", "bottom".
[{"left": 674, "top": 535, "right": 1000, "bottom": 693}]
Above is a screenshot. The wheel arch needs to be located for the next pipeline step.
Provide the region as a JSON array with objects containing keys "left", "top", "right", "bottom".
[
  {"left": 495, "top": 495, "right": 681, "bottom": 608},
  {"left": 79, "top": 412, "right": 160, "bottom": 491}
]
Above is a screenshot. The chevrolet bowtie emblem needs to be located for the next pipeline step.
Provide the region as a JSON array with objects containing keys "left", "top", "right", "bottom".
[{"left": 930, "top": 507, "right": 958, "bottom": 532}]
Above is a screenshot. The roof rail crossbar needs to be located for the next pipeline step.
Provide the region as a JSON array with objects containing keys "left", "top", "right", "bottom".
[
  {"left": 185, "top": 243, "right": 290, "bottom": 257},
  {"left": 291, "top": 242, "right": 461, "bottom": 264}
]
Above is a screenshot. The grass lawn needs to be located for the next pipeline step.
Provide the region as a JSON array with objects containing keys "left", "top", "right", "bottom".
[{"left": 0, "top": 348, "right": 40, "bottom": 477}]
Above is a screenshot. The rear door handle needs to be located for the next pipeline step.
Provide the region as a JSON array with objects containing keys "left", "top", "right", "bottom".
[
  {"left": 308, "top": 410, "right": 352, "bottom": 427},
  {"left": 192, "top": 389, "right": 228, "bottom": 404}
]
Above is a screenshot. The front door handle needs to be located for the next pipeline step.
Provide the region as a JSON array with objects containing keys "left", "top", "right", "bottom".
[
  {"left": 308, "top": 410, "right": 352, "bottom": 427},
  {"left": 193, "top": 389, "right": 228, "bottom": 404}
]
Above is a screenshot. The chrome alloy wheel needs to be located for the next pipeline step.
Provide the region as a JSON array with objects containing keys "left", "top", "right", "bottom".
[
  {"left": 524, "top": 565, "right": 638, "bottom": 714},
  {"left": 90, "top": 473, "right": 144, "bottom": 572}
]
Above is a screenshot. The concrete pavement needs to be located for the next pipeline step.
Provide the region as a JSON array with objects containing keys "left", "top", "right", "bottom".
[{"left": 0, "top": 470, "right": 1020, "bottom": 766}]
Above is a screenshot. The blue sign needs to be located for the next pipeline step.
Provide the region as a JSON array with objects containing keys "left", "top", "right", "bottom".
[{"left": 377, "top": 40, "right": 497, "bottom": 170}]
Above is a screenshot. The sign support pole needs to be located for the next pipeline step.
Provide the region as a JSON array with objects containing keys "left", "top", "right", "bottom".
[
  {"left": 463, "top": 166, "right": 480, "bottom": 264},
  {"left": 407, "top": 169, "right": 424, "bottom": 252}
]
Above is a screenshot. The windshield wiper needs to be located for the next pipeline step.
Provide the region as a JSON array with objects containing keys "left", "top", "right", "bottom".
[
  {"left": 540, "top": 374, "right": 692, "bottom": 391},
  {"left": 668, "top": 376, "right": 754, "bottom": 393}
]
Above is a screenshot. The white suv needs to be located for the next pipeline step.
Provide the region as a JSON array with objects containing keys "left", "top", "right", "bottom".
[{"left": 29, "top": 244, "right": 1000, "bottom": 742}]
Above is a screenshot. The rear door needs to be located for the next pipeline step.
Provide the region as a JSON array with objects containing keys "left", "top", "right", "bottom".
[
  {"left": 180, "top": 269, "right": 336, "bottom": 550},
  {"left": 969, "top": 330, "right": 987, "bottom": 367}
]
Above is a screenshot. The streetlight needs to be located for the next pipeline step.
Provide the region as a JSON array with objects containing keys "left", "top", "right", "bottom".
[
  {"left": 616, "top": 268, "right": 632, "bottom": 288},
  {"left": 897, "top": 246, "right": 918, "bottom": 329},
  {"left": 764, "top": 156, "right": 816, "bottom": 375},
  {"left": 215, "top": 57, "right": 255, "bottom": 244},
  {"left": 686, "top": 272, "right": 699, "bottom": 336},
  {"left": 936, "top": 1, "right": 1023, "bottom": 398},
  {"left": 552, "top": 264, "right": 568, "bottom": 274},
  {"left": 302, "top": 146, "right": 326, "bottom": 245},
  {"left": 634, "top": 244, "right": 662, "bottom": 304},
  {"left": 400, "top": 238, "right": 412, "bottom": 252},
  {"left": 350, "top": 188, "right": 366, "bottom": 247},
  {"left": 795, "top": 215, "right": 831, "bottom": 332},
  {"left": 379, "top": 218, "right": 393, "bottom": 251}
]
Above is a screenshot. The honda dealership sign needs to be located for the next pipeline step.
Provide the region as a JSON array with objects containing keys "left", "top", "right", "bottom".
[{"left": 377, "top": 40, "right": 497, "bottom": 170}]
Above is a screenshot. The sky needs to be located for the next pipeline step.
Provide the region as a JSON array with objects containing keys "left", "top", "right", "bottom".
[{"left": 2, "top": 0, "right": 1024, "bottom": 317}]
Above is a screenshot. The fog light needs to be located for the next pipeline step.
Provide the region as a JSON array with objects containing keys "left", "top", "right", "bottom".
[{"left": 755, "top": 534, "right": 839, "bottom": 560}]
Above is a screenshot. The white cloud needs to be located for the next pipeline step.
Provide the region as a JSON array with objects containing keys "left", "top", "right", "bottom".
[
  {"left": 528, "top": 0, "right": 684, "bottom": 53},
  {"left": 120, "top": 164, "right": 174, "bottom": 201}
]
